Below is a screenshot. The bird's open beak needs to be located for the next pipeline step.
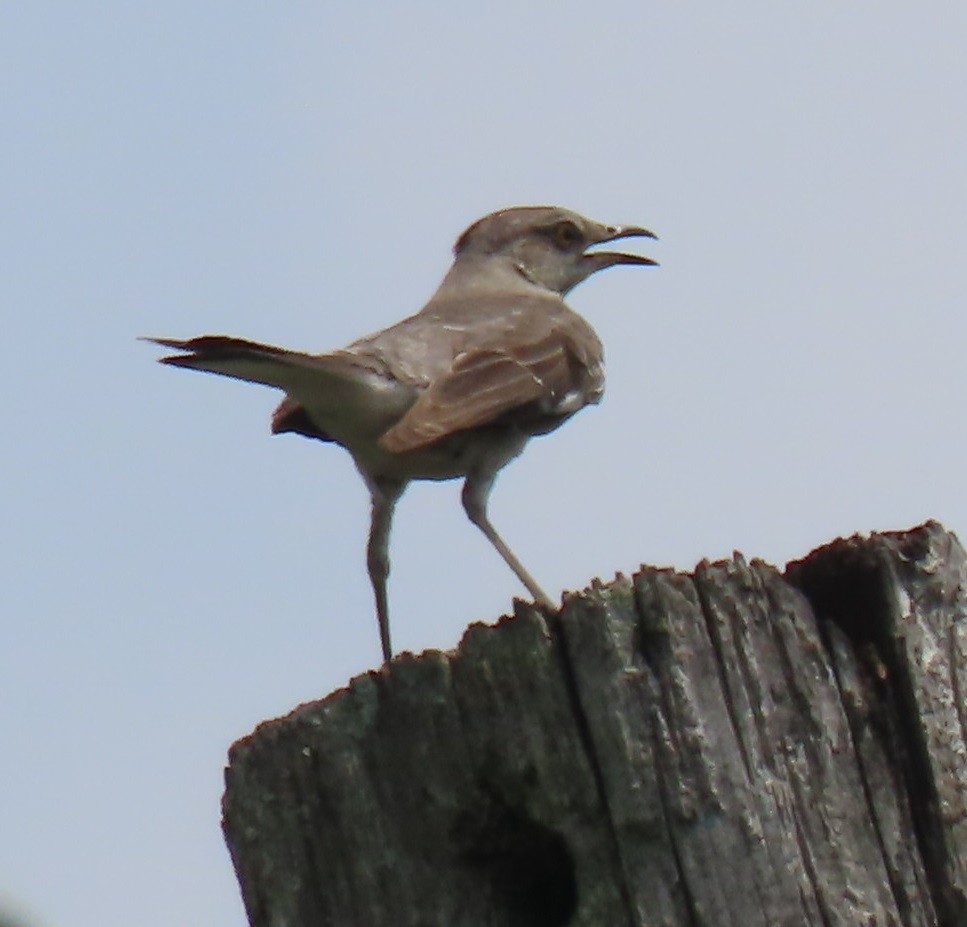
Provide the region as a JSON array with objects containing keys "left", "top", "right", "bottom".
[{"left": 584, "top": 224, "right": 659, "bottom": 270}]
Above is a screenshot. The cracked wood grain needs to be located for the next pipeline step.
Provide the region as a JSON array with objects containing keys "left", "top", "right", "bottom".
[{"left": 222, "top": 521, "right": 967, "bottom": 926}]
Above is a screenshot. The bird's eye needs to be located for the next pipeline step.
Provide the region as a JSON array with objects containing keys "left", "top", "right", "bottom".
[{"left": 552, "top": 221, "right": 582, "bottom": 250}]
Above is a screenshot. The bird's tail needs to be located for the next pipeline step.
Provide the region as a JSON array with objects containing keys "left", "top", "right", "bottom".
[
  {"left": 143, "top": 336, "right": 323, "bottom": 388},
  {"left": 143, "top": 335, "right": 412, "bottom": 442}
]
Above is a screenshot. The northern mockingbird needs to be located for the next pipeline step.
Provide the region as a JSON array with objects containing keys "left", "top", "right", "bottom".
[{"left": 146, "top": 205, "right": 656, "bottom": 662}]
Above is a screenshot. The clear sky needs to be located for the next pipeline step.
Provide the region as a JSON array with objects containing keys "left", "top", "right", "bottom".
[{"left": 4, "top": 4, "right": 967, "bottom": 925}]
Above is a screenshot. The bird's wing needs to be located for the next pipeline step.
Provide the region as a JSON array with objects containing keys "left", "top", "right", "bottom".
[
  {"left": 378, "top": 332, "right": 578, "bottom": 454},
  {"left": 271, "top": 395, "right": 333, "bottom": 441}
]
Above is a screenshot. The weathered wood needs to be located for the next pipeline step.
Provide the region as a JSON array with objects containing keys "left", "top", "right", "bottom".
[{"left": 222, "top": 520, "right": 967, "bottom": 926}]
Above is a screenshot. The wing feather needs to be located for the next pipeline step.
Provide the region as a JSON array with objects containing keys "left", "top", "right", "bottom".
[{"left": 378, "top": 333, "right": 575, "bottom": 453}]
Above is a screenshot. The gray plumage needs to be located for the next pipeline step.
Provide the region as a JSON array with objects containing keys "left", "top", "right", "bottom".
[{"left": 146, "top": 205, "right": 657, "bottom": 662}]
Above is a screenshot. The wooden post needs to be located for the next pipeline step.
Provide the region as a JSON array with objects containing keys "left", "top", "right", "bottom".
[{"left": 222, "top": 520, "right": 967, "bottom": 926}]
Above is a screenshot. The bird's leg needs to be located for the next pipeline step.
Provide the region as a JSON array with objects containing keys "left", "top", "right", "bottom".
[
  {"left": 461, "top": 473, "right": 556, "bottom": 611},
  {"left": 365, "top": 477, "right": 405, "bottom": 663}
]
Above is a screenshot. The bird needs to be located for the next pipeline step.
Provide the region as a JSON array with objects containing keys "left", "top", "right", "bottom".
[{"left": 146, "top": 205, "right": 657, "bottom": 662}]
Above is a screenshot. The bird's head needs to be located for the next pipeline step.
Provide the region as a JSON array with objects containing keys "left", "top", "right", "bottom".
[{"left": 453, "top": 205, "right": 657, "bottom": 295}]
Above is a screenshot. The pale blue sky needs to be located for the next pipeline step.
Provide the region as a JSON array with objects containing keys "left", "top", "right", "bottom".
[{"left": 4, "top": 4, "right": 967, "bottom": 925}]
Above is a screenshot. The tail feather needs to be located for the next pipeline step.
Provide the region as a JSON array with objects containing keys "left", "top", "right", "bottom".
[
  {"left": 142, "top": 335, "right": 307, "bottom": 385},
  {"left": 143, "top": 334, "right": 416, "bottom": 442},
  {"left": 142, "top": 334, "right": 346, "bottom": 391}
]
